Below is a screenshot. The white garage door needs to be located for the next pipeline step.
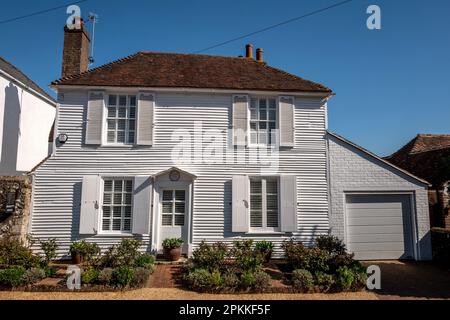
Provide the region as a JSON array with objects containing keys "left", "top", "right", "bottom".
[{"left": 346, "top": 194, "right": 414, "bottom": 260}]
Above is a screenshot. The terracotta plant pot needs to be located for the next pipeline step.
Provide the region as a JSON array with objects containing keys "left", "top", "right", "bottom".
[
  {"left": 163, "top": 247, "right": 182, "bottom": 261},
  {"left": 262, "top": 250, "right": 273, "bottom": 263},
  {"left": 71, "top": 252, "right": 83, "bottom": 264}
]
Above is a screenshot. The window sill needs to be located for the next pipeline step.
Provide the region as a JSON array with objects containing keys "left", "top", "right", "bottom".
[
  {"left": 95, "top": 233, "right": 135, "bottom": 238},
  {"left": 245, "top": 231, "right": 287, "bottom": 236}
]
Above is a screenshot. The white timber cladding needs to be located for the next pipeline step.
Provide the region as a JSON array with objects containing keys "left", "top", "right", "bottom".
[
  {"left": 30, "top": 89, "right": 329, "bottom": 256},
  {"left": 85, "top": 91, "right": 105, "bottom": 145},
  {"left": 137, "top": 92, "right": 155, "bottom": 146}
]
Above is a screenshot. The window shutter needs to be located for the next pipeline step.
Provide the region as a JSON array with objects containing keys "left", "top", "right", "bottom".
[
  {"left": 278, "top": 96, "right": 295, "bottom": 148},
  {"left": 232, "top": 95, "right": 249, "bottom": 146},
  {"left": 137, "top": 92, "right": 155, "bottom": 146},
  {"left": 86, "top": 91, "right": 104, "bottom": 145},
  {"left": 132, "top": 176, "right": 152, "bottom": 235},
  {"left": 79, "top": 175, "right": 101, "bottom": 235},
  {"left": 232, "top": 175, "right": 250, "bottom": 232},
  {"left": 280, "top": 175, "right": 297, "bottom": 232}
]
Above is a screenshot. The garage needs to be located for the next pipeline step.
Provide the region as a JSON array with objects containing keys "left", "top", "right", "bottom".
[{"left": 345, "top": 194, "right": 415, "bottom": 260}]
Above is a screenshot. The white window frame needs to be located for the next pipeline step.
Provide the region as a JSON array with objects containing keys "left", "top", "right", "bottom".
[
  {"left": 249, "top": 97, "right": 278, "bottom": 147},
  {"left": 161, "top": 189, "right": 186, "bottom": 227},
  {"left": 105, "top": 94, "right": 137, "bottom": 146},
  {"left": 99, "top": 177, "right": 134, "bottom": 235},
  {"left": 249, "top": 176, "right": 280, "bottom": 233}
]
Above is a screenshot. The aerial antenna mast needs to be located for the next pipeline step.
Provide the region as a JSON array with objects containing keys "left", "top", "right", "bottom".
[{"left": 87, "top": 12, "right": 98, "bottom": 67}]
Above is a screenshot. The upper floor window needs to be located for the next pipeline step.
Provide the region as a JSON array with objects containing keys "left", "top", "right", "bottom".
[
  {"left": 250, "top": 98, "right": 277, "bottom": 145},
  {"left": 107, "top": 95, "right": 136, "bottom": 144}
]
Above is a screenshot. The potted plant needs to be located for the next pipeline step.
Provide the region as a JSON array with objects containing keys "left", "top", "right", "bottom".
[
  {"left": 162, "top": 238, "right": 184, "bottom": 261},
  {"left": 255, "top": 240, "right": 274, "bottom": 263},
  {"left": 70, "top": 241, "right": 85, "bottom": 264}
]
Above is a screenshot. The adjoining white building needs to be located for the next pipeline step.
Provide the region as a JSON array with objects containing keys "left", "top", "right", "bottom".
[
  {"left": 29, "top": 23, "right": 432, "bottom": 261},
  {"left": 0, "top": 57, "right": 56, "bottom": 176}
]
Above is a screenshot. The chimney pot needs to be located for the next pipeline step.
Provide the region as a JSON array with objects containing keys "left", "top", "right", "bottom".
[
  {"left": 256, "top": 48, "right": 264, "bottom": 63},
  {"left": 245, "top": 44, "right": 253, "bottom": 59}
]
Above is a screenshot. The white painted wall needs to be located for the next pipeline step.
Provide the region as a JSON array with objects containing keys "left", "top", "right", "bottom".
[{"left": 0, "top": 74, "right": 55, "bottom": 175}]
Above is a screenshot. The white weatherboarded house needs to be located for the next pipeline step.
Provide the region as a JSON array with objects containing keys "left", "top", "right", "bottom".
[{"left": 29, "top": 28, "right": 432, "bottom": 260}]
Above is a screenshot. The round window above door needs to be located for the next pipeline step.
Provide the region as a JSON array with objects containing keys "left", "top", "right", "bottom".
[{"left": 169, "top": 170, "right": 181, "bottom": 182}]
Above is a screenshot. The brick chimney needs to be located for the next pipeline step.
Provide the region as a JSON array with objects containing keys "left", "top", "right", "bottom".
[
  {"left": 245, "top": 44, "right": 253, "bottom": 59},
  {"left": 256, "top": 48, "right": 264, "bottom": 63},
  {"left": 61, "top": 18, "right": 90, "bottom": 78}
]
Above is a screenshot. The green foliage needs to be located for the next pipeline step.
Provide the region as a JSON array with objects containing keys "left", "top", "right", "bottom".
[
  {"left": 184, "top": 269, "right": 213, "bottom": 293},
  {"left": 282, "top": 241, "right": 330, "bottom": 272},
  {"left": 240, "top": 271, "right": 256, "bottom": 288},
  {"left": 21, "top": 268, "right": 46, "bottom": 285},
  {"left": 191, "top": 241, "right": 228, "bottom": 271},
  {"left": 39, "top": 239, "right": 58, "bottom": 265},
  {"left": 222, "top": 271, "right": 239, "bottom": 290},
  {"left": 101, "top": 239, "right": 142, "bottom": 268},
  {"left": 255, "top": 241, "right": 274, "bottom": 262},
  {"left": 98, "top": 268, "right": 114, "bottom": 285},
  {"left": 0, "top": 239, "right": 40, "bottom": 268},
  {"left": 336, "top": 266, "right": 355, "bottom": 291},
  {"left": 70, "top": 241, "right": 101, "bottom": 264},
  {"left": 291, "top": 269, "right": 314, "bottom": 293},
  {"left": 134, "top": 254, "right": 155, "bottom": 269},
  {"left": 81, "top": 266, "right": 100, "bottom": 284},
  {"left": 162, "top": 238, "right": 184, "bottom": 249},
  {"left": 315, "top": 235, "right": 347, "bottom": 256},
  {"left": 231, "top": 240, "right": 264, "bottom": 272},
  {"left": 253, "top": 270, "right": 271, "bottom": 292},
  {"left": 43, "top": 266, "right": 57, "bottom": 278},
  {"left": 0, "top": 266, "right": 26, "bottom": 287},
  {"left": 314, "top": 272, "right": 335, "bottom": 293},
  {"left": 113, "top": 266, "right": 135, "bottom": 287},
  {"left": 130, "top": 267, "right": 152, "bottom": 288}
]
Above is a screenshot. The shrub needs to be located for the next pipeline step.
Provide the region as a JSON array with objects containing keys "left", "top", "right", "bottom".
[
  {"left": 21, "top": 268, "right": 46, "bottom": 285},
  {"left": 350, "top": 263, "right": 367, "bottom": 291},
  {"left": 101, "top": 239, "right": 141, "bottom": 268},
  {"left": 240, "top": 271, "right": 256, "bottom": 288},
  {"left": 0, "top": 266, "right": 26, "bottom": 287},
  {"left": 70, "top": 241, "right": 101, "bottom": 264},
  {"left": 130, "top": 267, "right": 151, "bottom": 288},
  {"left": 328, "top": 253, "right": 356, "bottom": 273},
  {"left": 316, "top": 235, "right": 347, "bottom": 256},
  {"left": 222, "top": 271, "right": 239, "bottom": 290},
  {"left": 98, "top": 268, "right": 114, "bottom": 285},
  {"left": 39, "top": 239, "right": 58, "bottom": 265},
  {"left": 255, "top": 241, "right": 274, "bottom": 262},
  {"left": 314, "top": 272, "right": 335, "bottom": 293},
  {"left": 43, "top": 266, "right": 57, "bottom": 278},
  {"left": 0, "top": 239, "right": 40, "bottom": 268},
  {"left": 184, "top": 269, "right": 212, "bottom": 292},
  {"left": 113, "top": 266, "right": 135, "bottom": 287},
  {"left": 282, "top": 241, "right": 330, "bottom": 272},
  {"left": 232, "top": 240, "right": 263, "bottom": 272},
  {"left": 253, "top": 271, "right": 271, "bottom": 292},
  {"left": 162, "top": 238, "right": 184, "bottom": 249},
  {"left": 81, "top": 266, "right": 100, "bottom": 284},
  {"left": 291, "top": 269, "right": 314, "bottom": 293},
  {"left": 134, "top": 254, "right": 155, "bottom": 269},
  {"left": 336, "top": 266, "right": 355, "bottom": 291},
  {"left": 191, "top": 241, "right": 228, "bottom": 271}
]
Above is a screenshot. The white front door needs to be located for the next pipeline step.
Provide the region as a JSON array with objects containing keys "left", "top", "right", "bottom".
[{"left": 157, "top": 187, "right": 189, "bottom": 253}]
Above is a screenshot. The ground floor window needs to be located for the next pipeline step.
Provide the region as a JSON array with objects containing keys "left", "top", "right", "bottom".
[
  {"left": 102, "top": 179, "right": 133, "bottom": 232},
  {"left": 162, "top": 190, "right": 186, "bottom": 227},
  {"left": 250, "top": 177, "right": 279, "bottom": 231}
]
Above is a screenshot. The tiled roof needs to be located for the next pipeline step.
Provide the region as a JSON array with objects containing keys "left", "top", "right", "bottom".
[
  {"left": 52, "top": 52, "right": 332, "bottom": 93},
  {"left": 0, "top": 57, "right": 55, "bottom": 103},
  {"left": 386, "top": 134, "right": 450, "bottom": 187}
]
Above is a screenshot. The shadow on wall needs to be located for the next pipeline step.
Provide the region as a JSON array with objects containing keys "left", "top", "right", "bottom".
[{"left": 1, "top": 83, "right": 21, "bottom": 175}]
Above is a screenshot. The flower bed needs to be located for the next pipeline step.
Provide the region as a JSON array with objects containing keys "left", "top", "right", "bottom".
[{"left": 0, "top": 238, "right": 155, "bottom": 291}]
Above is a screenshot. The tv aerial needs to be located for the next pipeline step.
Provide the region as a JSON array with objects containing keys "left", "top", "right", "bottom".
[{"left": 87, "top": 12, "right": 99, "bottom": 66}]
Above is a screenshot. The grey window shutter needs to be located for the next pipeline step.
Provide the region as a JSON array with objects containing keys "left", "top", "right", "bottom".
[
  {"left": 132, "top": 176, "right": 152, "bottom": 235},
  {"left": 232, "top": 175, "right": 249, "bottom": 232},
  {"left": 232, "top": 95, "right": 249, "bottom": 146},
  {"left": 137, "top": 92, "right": 155, "bottom": 146},
  {"left": 79, "top": 175, "right": 101, "bottom": 235},
  {"left": 280, "top": 175, "right": 297, "bottom": 232},
  {"left": 278, "top": 96, "right": 295, "bottom": 148},
  {"left": 86, "top": 91, "right": 104, "bottom": 145}
]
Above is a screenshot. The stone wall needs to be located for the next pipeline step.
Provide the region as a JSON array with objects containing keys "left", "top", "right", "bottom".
[{"left": 0, "top": 176, "right": 31, "bottom": 243}]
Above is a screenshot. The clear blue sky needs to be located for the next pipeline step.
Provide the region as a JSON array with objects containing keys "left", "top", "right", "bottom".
[{"left": 1, "top": 0, "right": 449, "bottom": 156}]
